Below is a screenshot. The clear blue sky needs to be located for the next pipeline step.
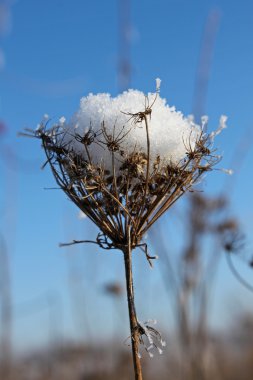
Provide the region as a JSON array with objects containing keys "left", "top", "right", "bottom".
[{"left": 0, "top": 0, "right": 253, "bottom": 352}]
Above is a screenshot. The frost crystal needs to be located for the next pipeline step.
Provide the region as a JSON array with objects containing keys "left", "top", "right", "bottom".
[
  {"left": 210, "top": 115, "right": 228, "bottom": 140},
  {"left": 136, "top": 319, "right": 165, "bottom": 358},
  {"left": 59, "top": 116, "right": 66, "bottom": 125},
  {"left": 221, "top": 168, "right": 233, "bottom": 175},
  {"left": 155, "top": 78, "right": 161, "bottom": 92}
]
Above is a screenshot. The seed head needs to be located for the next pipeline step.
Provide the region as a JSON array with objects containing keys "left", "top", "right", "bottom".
[{"left": 29, "top": 80, "right": 224, "bottom": 250}]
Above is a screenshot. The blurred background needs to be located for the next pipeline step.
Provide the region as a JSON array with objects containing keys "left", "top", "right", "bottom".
[{"left": 0, "top": 0, "right": 253, "bottom": 379}]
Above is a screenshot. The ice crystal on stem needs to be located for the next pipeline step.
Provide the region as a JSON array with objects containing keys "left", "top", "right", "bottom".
[{"left": 137, "top": 319, "right": 166, "bottom": 358}]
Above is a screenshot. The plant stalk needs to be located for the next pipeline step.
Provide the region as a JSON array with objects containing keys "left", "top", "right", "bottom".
[{"left": 123, "top": 227, "right": 143, "bottom": 380}]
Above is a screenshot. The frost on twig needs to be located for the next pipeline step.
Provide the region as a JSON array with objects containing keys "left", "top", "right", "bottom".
[{"left": 126, "top": 319, "right": 166, "bottom": 359}]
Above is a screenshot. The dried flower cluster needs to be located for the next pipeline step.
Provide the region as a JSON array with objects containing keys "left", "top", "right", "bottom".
[{"left": 25, "top": 85, "right": 222, "bottom": 253}]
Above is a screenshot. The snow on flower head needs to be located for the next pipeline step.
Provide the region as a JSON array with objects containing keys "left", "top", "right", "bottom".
[
  {"left": 62, "top": 88, "right": 201, "bottom": 175},
  {"left": 30, "top": 79, "right": 227, "bottom": 251}
]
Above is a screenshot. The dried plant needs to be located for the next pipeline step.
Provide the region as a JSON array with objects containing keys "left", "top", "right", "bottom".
[{"left": 23, "top": 80, "right": 222, "bottom": 379}]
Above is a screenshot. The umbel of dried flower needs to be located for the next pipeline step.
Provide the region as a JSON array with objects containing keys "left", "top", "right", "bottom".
[
  {"left": 25, "top": 79, "right": 225, "bottom": 379},
  {"left": 30, "top": 81, "right": 223, "bottom": 250}
]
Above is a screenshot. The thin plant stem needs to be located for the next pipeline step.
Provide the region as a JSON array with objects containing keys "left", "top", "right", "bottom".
[
  {"left": 136, "top": 114, "right": 150, "bottom": 228},
  {"left": 123, "top": 226, "right": 143, "bottom": 380}
]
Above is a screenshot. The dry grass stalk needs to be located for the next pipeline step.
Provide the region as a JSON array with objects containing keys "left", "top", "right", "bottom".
[{"left": 23, "top": 92, "right": 219, "bottom": 379}]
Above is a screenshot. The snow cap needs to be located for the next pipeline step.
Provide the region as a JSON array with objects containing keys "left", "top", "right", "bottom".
[{"left": 62, "top": 88, "right": 201, "bottom": 174}]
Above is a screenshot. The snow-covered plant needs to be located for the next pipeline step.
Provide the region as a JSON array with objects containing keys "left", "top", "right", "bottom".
[{"left": 24, "top": 80, "right": 224, "bottom": 380}]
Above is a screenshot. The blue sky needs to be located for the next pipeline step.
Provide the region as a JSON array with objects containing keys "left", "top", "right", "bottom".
[{"left": 0, "top": 0, "right": 253, "bottom": 352}]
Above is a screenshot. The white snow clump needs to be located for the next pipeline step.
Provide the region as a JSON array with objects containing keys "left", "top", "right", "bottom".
[{"left": 62, "top": 89, "right": 202, "bottom": 174}]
